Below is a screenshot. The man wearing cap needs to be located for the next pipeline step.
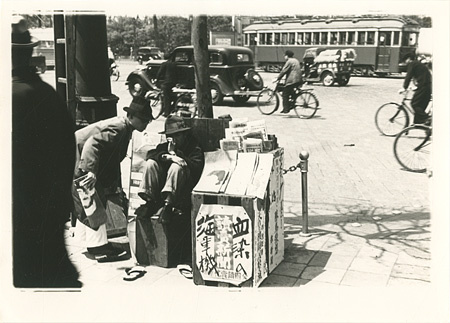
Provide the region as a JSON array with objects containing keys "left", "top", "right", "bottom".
[
  {"left": 72, "top": 95, "right": 153, "bottom": 261},
  {"left": 399, "top": 53, "right": 432, "bottom": 124},
  {"left": 12, "top": 16, "right": 81, "bottom": 287},
  {"left": 275, "top": 50, "right": 303, "bottom": 113},
  {"left": 137, "top": 115, "right": 204, "bottom": 224}
]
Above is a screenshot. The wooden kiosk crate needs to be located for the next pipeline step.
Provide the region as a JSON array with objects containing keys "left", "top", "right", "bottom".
[{"left": 191, "top": 147, "right": 284, "bottom": 287}]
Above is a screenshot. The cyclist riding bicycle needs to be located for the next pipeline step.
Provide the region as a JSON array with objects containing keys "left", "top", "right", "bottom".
[
  {"left": 274, "top": 50, "right": 303, "bottom": 113},
  {"left": 398, "top": 53, "right": 432, "bottom": 125}
]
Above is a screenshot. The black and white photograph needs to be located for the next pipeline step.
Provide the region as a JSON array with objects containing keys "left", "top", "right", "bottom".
[{"left": 1, "top": 1, "right": 449, "bottom": 322}]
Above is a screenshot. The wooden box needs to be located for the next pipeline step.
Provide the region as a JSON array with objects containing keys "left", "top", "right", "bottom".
[{"left": 191, "top": 148, "right": 284, "bottom": 287}]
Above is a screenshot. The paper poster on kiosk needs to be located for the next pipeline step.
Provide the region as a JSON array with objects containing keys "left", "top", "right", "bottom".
[{"left": 195, "top": 204, "right": 253, "bottom": 285}]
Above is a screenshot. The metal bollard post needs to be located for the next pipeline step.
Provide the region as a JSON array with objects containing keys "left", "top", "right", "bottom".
[{"left": 299, "top": 151, "right": 311, "bottom": 237}]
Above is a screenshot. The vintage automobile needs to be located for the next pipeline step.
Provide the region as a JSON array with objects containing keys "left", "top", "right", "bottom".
[
  {"left": 302, "top": 47, "right": 356, "bottom": 86},
  {"left": 126, "top": 45, "right": 264, "bottom": 104},
  {"left": 136, "top": 47, "right": 163, "bottom": 64}
]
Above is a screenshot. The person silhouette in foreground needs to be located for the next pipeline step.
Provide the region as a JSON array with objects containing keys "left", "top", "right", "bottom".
[{"left": 12, "top": 16, "right": 81, "bottom": 288}]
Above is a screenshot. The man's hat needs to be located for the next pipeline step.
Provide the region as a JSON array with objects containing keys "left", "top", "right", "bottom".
[
  {"left": 159, "top": 115, "right": 191, "bottom": 135},
  {"left": 11, "top": 16, "right": 39, "bottom": 48},
  {"left": 123, "top": 96, "right": 154, "bottom": 121}
]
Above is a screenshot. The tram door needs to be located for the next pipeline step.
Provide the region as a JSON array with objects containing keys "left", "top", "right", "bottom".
[{"left": 376, "top": 32, "right": 391, "bottom": 73}]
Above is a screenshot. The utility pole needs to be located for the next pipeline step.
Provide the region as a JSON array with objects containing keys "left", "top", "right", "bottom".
[{"left": 191, "top": 15, "right": 213, "bottom": 118}]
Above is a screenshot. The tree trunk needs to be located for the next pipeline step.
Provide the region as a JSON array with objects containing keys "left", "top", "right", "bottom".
[{"left": 191, "top": 15, "right": 213, "bottom": 118}]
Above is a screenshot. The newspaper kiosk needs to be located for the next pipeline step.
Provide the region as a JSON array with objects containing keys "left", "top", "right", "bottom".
[{"left": 191, "top": 120, "right": 284, "bottom": 287}]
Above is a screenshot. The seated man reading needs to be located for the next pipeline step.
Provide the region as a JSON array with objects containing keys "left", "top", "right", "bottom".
[{"left": 137, "top": 115, "right": 205, "bottom": 224}]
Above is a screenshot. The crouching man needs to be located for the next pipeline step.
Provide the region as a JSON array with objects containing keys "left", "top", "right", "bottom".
[{"left": 137, "top": 115, "right": 204, "bottom": 223}]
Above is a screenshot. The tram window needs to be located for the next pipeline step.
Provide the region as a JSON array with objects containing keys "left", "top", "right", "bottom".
[
  {"left": 367, "top": 31, "right": 375, "bottom": 45},
  {"left": 273, "top": 33, "right": 280, "bottom": 45},
  {"left": 289, "top": 33, "right": 295, "bottom": 45},
  {"left": 339, "top": 32, "right": 346, "bottom": 45},
  {"left": 357, "top": 31, "right": 366, "bottom": 45},
  {"left": 305, "top": 32, "right": 311, "bottom": 45},
  {"left": 297, "top": 32, "right": 304, "bottom": 45},
  {"left": 267, "top": 33, "right": 273, "bottom": 45},
  {"left": 313, "top": 32, "right": 320, "bottom": 45},
  {"left": 331, "top": 32, "right": 338, "bottom": 45},
  {"left": 385, "top": 32, "right": 392, "bottom": 46},
  {"left": 281, "top": 33, "right": 288, "bottom": 45},
  {"left": 321, "top": 32, "right": 328, "bottom": 45},
  {"left": 274, "top": 33, "right": 280, "bottom": 45},
  {"left": 393, "top": 31, "right": 400, "bottom": 45},
  {"left": 259, "top": 34, "right": 265, "bottom": 45},
  {"left": 347, "top": 32, "right": 355, "bottom": 45}
]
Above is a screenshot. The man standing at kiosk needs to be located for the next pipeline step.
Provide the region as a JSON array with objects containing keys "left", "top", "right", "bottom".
[{"left": 72, "top": 96, "right": 153, "bottom": 262}]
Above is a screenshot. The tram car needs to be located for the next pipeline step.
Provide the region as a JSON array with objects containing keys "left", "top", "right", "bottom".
[{"left": 243, "top": 17, "right": 420, "bottom": 76}]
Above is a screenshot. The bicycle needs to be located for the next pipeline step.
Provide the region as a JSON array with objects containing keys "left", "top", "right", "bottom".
[
  {"left": 172, "top": 88, "right": 198, "bottom": 118},
  {"left": 256, "top": 80, "right": 319, "bottom": 119},
  {"left": 110, "top": 62, "right": 120, "bottom": 82},
  {"left": 144, "top": 86, "right": 197, "bottom": 120},
  {"left": 375, "top": 89, "right": 418, "bottom": 136},
  {"left": 393, "top": 121, "right": 432, "bottom": 173}
]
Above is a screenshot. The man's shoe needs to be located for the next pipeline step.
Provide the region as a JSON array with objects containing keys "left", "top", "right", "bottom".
[
  {"left": 281, "top": 109, "right": 290, "bottom": 113},
  {"left": 87, "top": 243, "right": 127, "bottom": 258},
  {"left": 157, "top": 203, "right": 173, "bottom": 225}
]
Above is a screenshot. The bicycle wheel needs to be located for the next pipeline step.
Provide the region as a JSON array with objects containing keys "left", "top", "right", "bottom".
[
  {"left": 147, "top": 93, "right": 163, "bottom": 120},
  {"left": 257, "top": 89, "right": 279, "bottom": 115},
  {"left": 293, "top": 91, "right": 319, "bottom": 119},
  {"left": 174, "top": 94, "right": 197, "bottom": 118},
  {"left": 375, "top": 103, "right": 409, "bottom": 136},
  {"left": 393, "top": 125, "right": 432, "bottom": 173}
]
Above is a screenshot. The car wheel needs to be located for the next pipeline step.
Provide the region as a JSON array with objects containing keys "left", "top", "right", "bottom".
[
  {"left": 337, "top": 74, "right": 350, "bottom": 86},
  {"left": 211, "top": 83, "right": 223, "bottom": 105},
  {"left": 245, "top": 69, "right": 264, "bottom": 90},
  {"left": 321, "top": 71, "right": 335, "bottom": 86},
  {"left": 128, "top": 77, "right": 148, "bottom": 97},
  {"left": 232, "top": 95, "right": 251, "bottom": 104}
]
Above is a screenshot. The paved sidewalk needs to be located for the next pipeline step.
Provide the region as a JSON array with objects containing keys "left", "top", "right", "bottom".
[{"left": 65, "top": 78, "right": 432, "bottom": 288}]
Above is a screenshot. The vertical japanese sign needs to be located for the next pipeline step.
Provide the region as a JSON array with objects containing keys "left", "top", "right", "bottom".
[
  {"left": 195, "top": 204, "right": 253, "bottom": 285},
  {"left": 268, "top": 148, "right": 285, "bottom": 273},
  {"left": 253, "top": 199, "right": 268, "bottom": 287}
]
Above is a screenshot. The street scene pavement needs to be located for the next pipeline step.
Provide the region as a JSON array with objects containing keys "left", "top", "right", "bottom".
[{"left": 32, "top": 59, "right": 446, "bottom": 322}]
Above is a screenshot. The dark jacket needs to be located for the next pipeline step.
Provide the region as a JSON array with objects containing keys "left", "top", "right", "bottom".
[
  {"left": 157, "top": 60, "right": 178, "bottom": 86},
  {"left": 146, "top": 132, "right": 204, "bottom": 188},
  {"left": 72, "top": 116, "right": 133, "bottom": 226},
  {"left": 12, "top": 67, "right": 79, "bottom": 287},
  {"left": 74, "top": 116, "right": 133, "bottom": 191},
  {"left": 403, "top": 60, "right": 432, "bottom": 90},
  {"left": 277, "top": 57, "right": 303, "bottom": 86}
]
